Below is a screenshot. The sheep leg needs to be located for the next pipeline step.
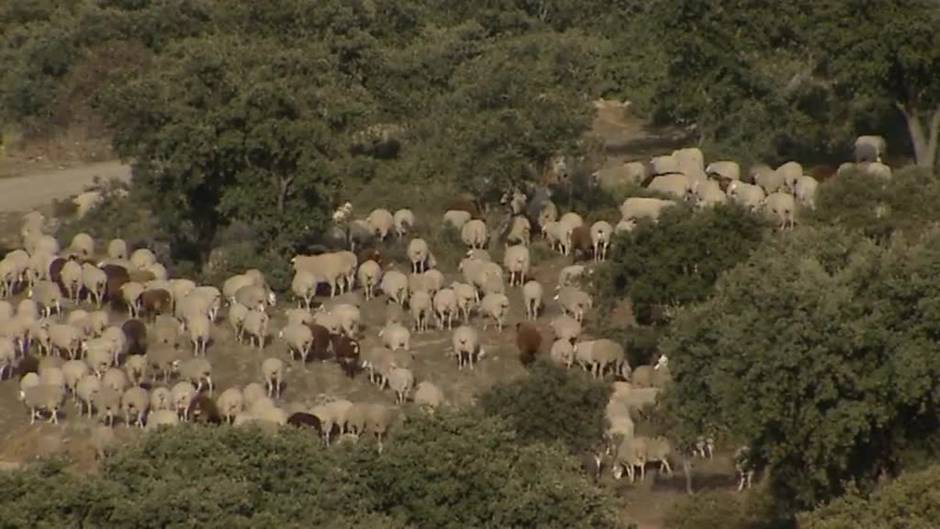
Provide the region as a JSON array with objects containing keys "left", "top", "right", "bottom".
[{"left": 662, "top": 460, "right": 672, "bottom": 475}]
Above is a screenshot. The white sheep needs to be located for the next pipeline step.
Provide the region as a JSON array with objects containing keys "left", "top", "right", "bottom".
[
  {"left": 19, "top": 384, "right": 66, "bottom": 424},
  {"left": 279, "top": 323, "right": 314, "bottom": 364},
  {"left": 290, "top": 270, "right": 320, "bottom": 309},
  {"left": 180, "top": 357, "right": 213, "bottom": 394},
  {"left": 357, "top": 260, "right": 382, "bottom": 300},
  {"left": 574, "top": 338, "right": 626, "bottom": 379},
  {"left": 380, "top": 270, "right": 409, "bottom": 306},
  {"left": 228, "top": 303, "right": 249, "bottom": 344},
  {"left": 146, "top": 343, "right": 183, "bottom": 383},
  {"left": 410, "top": 291, "right": 433, "bottom": 333},
  {"left": 330, "top": 302, "right": 361, "bottom": 338},
  {"left": 27, "top": 280, "right": 63, "bottom": 318},
  {"left": 129, "top": 248, "right": 157, "bottom": 271},
  {"left": 235, "top": 284, "right": 274, "bottom": 312},
  {"left": 94, "top": 387, "right": 123, "bottom": 426},
  {"left": 443, "top": 210, "right": 472, "bottom": 230},
  {"left": 75, "top": 374, "right": 101, "bottom": 417},
  {"left": 59, "top": 260, "right": 83, "bottom": 301},
  {"left": 648, "top": 173, "right": 694, "bottom": 201},
  {"left": 763, "top": 192, "right": 797, "bottom": 230},
  {"left": 216, "top": 387, "right": 244, "bottom": 423},
  {"left": 549, "top": 339, "right": 575, "bottom": 367},
  {"left": 502, "top": 245, "right": 530, "bottom": 287},
  {"left": 367, "top": 208, "right": 395, "bottom": 240},
  {"left": 121, "top": 386, "right": 150, "bottom": 427},
  {"left": 181, "top": 313, "right": 212, "bottom": 356},
  {"left": 461, "top": 219, "right": 488, "bottom": 249},
  {"left": 107, "top": 239, "right": 128, "bottom": 260},
  {"left": 521, "top": 280, "right": 543, "bottom": 321},
  {"left": 727, "top": 180, "right": 766, "bottom": 212},
  {"left": 171, "top": 381, "right": 196, "bottom": 420},
  {"left": 451, "top": 281, "right": 478, "bottom": 323},
  {"left": 505, "top": 216, "right": 531, "bottom": 246},
  {"left": 261, "top": 357, "right": 285, "bottom": 399},
  {"left": 413, "top": 381, "right": 444, "bottom": 412},
  {"left": 386, "top": 366, "right": 414, "bottom": 404},
  {"left": 619, "top": 197, "right": 676, "bottom": 224},
  {"left": 125, "top": 355, "right": 147, "bottom": 386},
  {"left": 149, "top": 386, "right": 172, "bottom": 412},
  {"left": 393, "top": 209, "right": 416, "bottom": 238},
  {"left": 292, "top": 253, "right": 350, "bottom": 298},
  {"left": 102, "top": 367, "right": 129, "bottom": 394},
  {"left": 793, "top": 175, "right": 819, "bottom": 210},
  {"left": 68, "top": 232, "right": 95, "bottom": 259},
  {"left": 590, "top": 221, "right": 613, "bottom": 261},
  {"left": 480, "top": 293, "right": 510, "bottom": 332},
  {"left": 146, "top": 409, "right": 180, "bottom": 430},
  {"left": 550, "top": 315, "right": 582, "bottom": 343},
  {"left": 694, "top": 179, "right": 727, "bottom": 209},
  {"left": 407, "top": 238, "right": 431, "bottom": 273},
  {"left": 62, "top": 359, "right": 90, "bottom": 394},
  {"left": 311, "top": 398, "right": 353, "bottom": 445},
  {"left": 49, "top": 323, "right": 83, "bottom": 359},
  {"left": 432, "top": 288, "right": 458, "bottom": 330},
  {"left": 92, "top": 424, "right": 116, "bottom": 459},
  {"left": 554, "top": 286, "right": 593, "bottom": 323},
  {"left": 451, "top": 325, "right": 485, "bottom": 370},
  {"left": 242, "top": 309, "right": 270, "bottom": 351},
  {"left": 705, "top": 160, "right": 741, "bottom": 181},
  {"left": 121, "top": 282, "right": 145, "bottom": 318},
  {"left": 379, "top": 322, "right": 411, "bottom": 352}
]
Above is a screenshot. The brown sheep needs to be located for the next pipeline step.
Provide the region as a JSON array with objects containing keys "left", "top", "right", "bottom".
[
  {"left": 48, "top": 257, "right": 67, "bottom": 292},
  {"left": 121, "top": 319, "right": 147, "bottom": 355},
  {"left": 139, "top": 289, "right": 172, "bottom": 320},
  {"left": 515, "top": 322, "right": 542, "bottom": 366},
  {"left": 287, "top": 411, "right": 324, "bottom": 435},
  {"left": 186, "top": 390, "right": 223, "bottom": 425},
  {"left": 569, "top": 225, "right": 593, "bottom": 262},
  {"left": 330, "top": 334, "right": 361, "bottom": 378},
  {"left": 306, "top": 323, "right": 332, "bottom": 362},
  {"left": 101, "top": 264, "right": 130, "bottom": 306},
  {"left": 445, "top": 195, "right": 481, "bottom": 219}
]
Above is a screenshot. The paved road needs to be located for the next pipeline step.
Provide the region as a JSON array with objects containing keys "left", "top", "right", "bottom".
[{"left": 0, "top": 160, "right": 131, "bottom": 213}]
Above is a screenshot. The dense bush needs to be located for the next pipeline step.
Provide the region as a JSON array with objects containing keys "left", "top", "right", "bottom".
[
  {"left": 0, "top": 413, "right": 626, "bottom": 529},
  {"left": 810, "top": 166, "right": 940, "bottom": 242},
  {"left": 798, "top": 465, "right": 940, "bottom": 529},
  {"left": 479, "top": 361, "right": 611, "bottom": 454},
  {"left": 664, "top": 489, "right": 784, "bottom": 529},
  {"left": 663, "top": 226, "right": 940, "bottom": 509},
  {"left": 597, "top": 203, "right": 770, "bottom": 325}
]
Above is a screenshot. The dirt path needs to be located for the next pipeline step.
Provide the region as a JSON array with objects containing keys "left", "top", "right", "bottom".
[{"left": 0, "top": 160, "right": 130, "bottom": 213}]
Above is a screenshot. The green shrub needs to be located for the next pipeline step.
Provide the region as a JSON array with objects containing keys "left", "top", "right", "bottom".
[
  {"left": 665, "top": 489, "right": 785, "bottom": 529},
  {"left": 479, "top": 361, "right": 611, "bottom": 454}
]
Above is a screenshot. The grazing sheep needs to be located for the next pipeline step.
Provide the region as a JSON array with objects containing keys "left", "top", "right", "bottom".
[
  {"left": 291, "top": 253, "right": 349, "bottom": 298},
  {"left": 28, "top": 280, "right": 63, "bottom": 318},
  {"left": 331, "top": 335, "right": 361, "bottom": 378},
  {"left": 216, "top": 387, "right": 244, "bottom": 423},
  {"left": 505, "top": 216, "right": 531, "bottom": 246},
  {"left": 101, "top": 367, "right": 129, "bottom": 394},
  {"left": 735, "top": 446, "right": 755, "bottom": 491},
  {"left": 181, "top": 313, "right": 211, "bottom": 356},
  {"left": 590, "top": 221, "right": 613, "bottom": 261},
  {"left": 146, "top": 409, "right": 180, "bottom": 430},
  {"left": 80, "top": 264, "right": 108, "bottom": 306},
  {"left": 594, "top": 161, "right": 647, "bottom": 192},
  {"left": 313, "top": 308, "right": 341, "bottom": 335},
  {"left": 480, "top": 293, "right": 510, "bottom": 332},
  {"left": 148, "top": 386, "right": 172, "bottom": 412},
  {"left": 129, "top": 248, "right": 157, "bottom": 271},
  {"left": 280, "top": 323, "right": 314, "bottom": 364},
  {"left": 49, "top": 323, "right": 83, "bottom": 359},
  {"left": 380, "top": 270, "right": 409, "bottom": 306},
  {"left": 120, "top": 282, "right": 145, "bottom": 318},
  {"left": 361, "top": 347, "right": 395, "bottom": 388},
  {"left": 726, "top": 180, "right": 766, "bottom": 211},
  {"left": 706, "top": 160, "right": 741, "bottom": 181},
  {"left": 171, "top": 382, "right": 197, "bottom": 420},
  {"left": 443, "top": 210, "right": 472, "bottom": 230},
  {"left": 146, "top": 343, "right": 183, "bottom": 383},
  {"left": 366, "top": 403, "right": 400, "bottom": 453},
  {"left": 179, "top": 357, "right": 213, "bottom": 394},
  {"left": 290, "top": 271, "right": 320, "bottom": 309},
  {"left": 432, "top": 288, "right": 459, "bottom": 330},
  {"left": 550, "top": 315, "right": 582, "bottom": 343},
  {"left": 566, "top": 225, "right": 593, "bottom": 262},
  {"left": 502, "top": 245, "right": 530, "bottom": 287},
  {"left": 68, "top": 233, "right": 95, "bottom": 259},
  {"left": 574, "top": 338, "right": 626, "bottom": 379},
  {"left": 19, "top": 384, "right": 65, "bottom": 424},
  {"left": 549, "top": 338, "right": 575, "bottom": 366},
  {"left": 307, "top": 323, "right": 332, "bottom": 361},
  {"left": 648, "top": 174, "right": 694, "bottom": 201},
  {"left": 311, "top": 398, "right": 353, "bottom": 445},
  {"left": 330, "top": 302, "right": 361, "bottom": 338},
  {"left": 554, "top": 286, "right": 593, "bottom": 323},
  {"left": 650, "top": 154, "right": 681, "bottom": 176},
  {"left": 451, "top": 282, "right": 478, "bottom": 323},
  {"left": 386, "top": 366, "right": 415, "bottom": 404},
  {"left": 124, "top": 354, "right": 147, "bottom": 386},
  {"left": 121, "top": 386, "right": 150, "bottom": 427},
  {"left": 121, "top": 318, "right": 147, "bottom": 355},
  {"left": 393, "top": 209, "right": 415, "bottom": 238},
  {"left": 261, "top": 358, "right": 285, "bottom": 399},
  {"left": 59, "top": 260, "right": 83, "bottom": 301},
  {"left": 519, "top": 280, "right": 543, "bottom": 321},
  {"left": 793, "top": 175, "right": 819, "bottom": 209},
  {"left": 367, "top": 208, "right": 395, "bottom": 240},
  {"left": 357, "top": 260, "right": 382, "bottom": 300},
  {"left": 152, "top": 314, "right": 180, "bottom": 347},
  {"left": 94, "top": 387, "right": 123, "bottom": 426},
  {"left": 74, "top": 374, "right": 101, "bottom": 417},
  {"left": 461, "top": 219, "right": 488, "bottom": 249},
  {"left": 235, "top": 284, "right": 274, "bottom": 312},
  {"left": 61, "top": 359, "right": 90, "bottom": 394},
  {"left": 515, "top": 322, "right": 542, "bottom": 366},
  {"left": 854, "top": 135, "right": 886, "bottom": 163},
  {"left": 413, "top": 381, "right": 444, "bottom": 412},
  {"left": 227, "top": 303, "right": 249, "bottom": 344},
  {"left": 619, "top": 197, "right": 676, "bottom": 224},
  {"left": 92, "top": 425, "right": 116, "bottom": 459},
  {"left": 611, "top": 435, "right": 648, "bottom": 482},
  {"left": 242, "top": 309, "right": 270, "bottom": 350},
  {"left": 451, "top": 325, "right": 485, "bottom": 370},
  {"left": 140, "top": 289, "right": 172, "bottom": 320},
  {"left": 107, "top": 239, "right": 128, "bottom": 260},
  {"left": 763, "top": 192, "right": 797, "bottom": 230},
  {"left": 407, "top": 238, "right": 431, "bottom": 274},
  {"left": 409, "top": 291, "right": 433, "bottom": 333}
]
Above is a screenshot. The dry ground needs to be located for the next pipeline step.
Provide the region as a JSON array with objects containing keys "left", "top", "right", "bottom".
[{"left": 0, "top": 102, "right": 736, "bottom": 528}]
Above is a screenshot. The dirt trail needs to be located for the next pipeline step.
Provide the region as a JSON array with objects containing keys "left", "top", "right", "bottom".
[{"left": 0, "top": 160, "right": 130, "bottom": 213}]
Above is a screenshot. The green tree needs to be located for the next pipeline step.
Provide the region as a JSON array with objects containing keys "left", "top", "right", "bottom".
[
  {"left": 479, "top": 361, "right": 611, "bottom": 454},
  {"left": 662, "top": 226, "right": 940, "bottom": 510},
  {"left": 798, "top": 466, "right": 940, "bottom": 529},
  {"left": 597, "top": 203, "right": 770, "bottom": 325}
]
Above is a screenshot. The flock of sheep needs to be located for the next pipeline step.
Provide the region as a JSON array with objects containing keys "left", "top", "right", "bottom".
[{"left": 0, "top": 134, "right": 891, "bottom": 486}]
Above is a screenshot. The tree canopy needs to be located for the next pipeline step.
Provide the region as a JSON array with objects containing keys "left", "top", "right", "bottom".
[{"left": 662, "top": 226, "right": 940, "bottom": 509}]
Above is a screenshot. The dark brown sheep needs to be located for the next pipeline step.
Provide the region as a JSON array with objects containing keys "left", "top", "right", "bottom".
[
  {"left": 357, "top": 247, "right": 383, "bottom": 268},
  {"left": 515, "top": 322, "right": 542, "bottom": 367},
  {"left": 186, "top": 390, "right": 223, "bottom": 425},
  {"left": 569, "top": 225, "right": 593, "bottom": 262},
  {"left": 121, "top": 319, "right": 148, "bottom": 356},
  {"left": 139, "top": 289, "right": 172, "bottom": 320},
  {"left": 330, "top": 334, "right": 361, "bottom": 378},
  {"left": 304, "top": 323, "right": 332, "bottom": 362},
  {"left": 287, "top": 411, "right": 323, "bottom": 435},
  {"left": 48, "top": 257, "right": 66, "bottom": 287},
  {"left": 101, "top": 264, "right": 130, "bottom": 306}
]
